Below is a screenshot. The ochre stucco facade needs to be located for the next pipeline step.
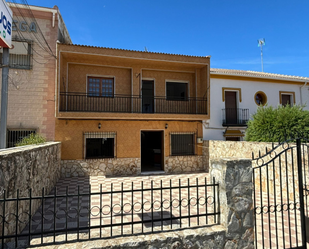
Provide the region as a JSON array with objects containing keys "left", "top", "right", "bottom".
[{"left": 56, "top": 44, "right": 209, "bottom": 175}]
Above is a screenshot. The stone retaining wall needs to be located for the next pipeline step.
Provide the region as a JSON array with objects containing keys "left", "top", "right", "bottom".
[
  {"left": 203, "top": 140, "right": 277, "bottom": 170},
  {"left": 0, "top": 142, "right": 61, "bottom": 238},
  {"left": 61, "top": 158, "right": 141, "bottom": 177},
  {"left": 61, "top": 155, "right": 204, "bottom": 177},
  {"left": 204, "top": 140, "right": 306, "bottom": 199},
  {"left": 165, "top": 155, "right": 203, "bottom": 173}
]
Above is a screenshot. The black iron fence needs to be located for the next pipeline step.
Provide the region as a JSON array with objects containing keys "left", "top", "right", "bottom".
[
  {"left": 0, "top": 177, "right": 219, "bottom": 248},
  {"left": 222, "top": 108, "right": 249, "bottom": 126},
  {"left": 59, "top": 92, "right": 208, "bottom": 115},
  {"left": 252, "top": 138, "right": 309, "bottom": 248}
]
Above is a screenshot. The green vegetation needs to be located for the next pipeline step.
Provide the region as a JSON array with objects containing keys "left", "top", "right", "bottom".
[
  {"left": 245, "top": 104, "right": 309, "bottom": 142},
  {"left": 16, "top": 133, "right": 46, "bottom": 146}
]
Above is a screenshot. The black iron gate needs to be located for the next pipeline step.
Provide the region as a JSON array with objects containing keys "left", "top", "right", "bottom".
[{"left": 252, "top": 138, "right": 309, "bottom": 248}]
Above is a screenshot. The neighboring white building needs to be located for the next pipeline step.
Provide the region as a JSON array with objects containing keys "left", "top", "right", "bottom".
[{"left": 204, "top": 68, "right": 309, "bottom": 141}]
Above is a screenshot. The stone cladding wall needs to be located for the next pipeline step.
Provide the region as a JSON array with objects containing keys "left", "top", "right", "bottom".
[
  {"left": 204, "top": 140, "right": 305, "bottom": 199},
  {"left": 165, "top": 156, "right": 204, "bottom": 173},
  {"left": 0, "top": 142, "right": 61, "bottom": 239},
  {"left": 61, "top": 155, "right": 204, "bottom": 177},
  {"left": 61, "top": 158, "right": 141, "bottom": 177},
  {"left": 210, "top": 158, "right": 254, "bottom": 249}
]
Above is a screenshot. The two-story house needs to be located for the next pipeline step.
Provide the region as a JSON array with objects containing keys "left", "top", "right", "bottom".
[
  {"left": 56, "top": 44, "right": 210, "bottom": 176},
  {"left": 204, "top": 68, "right": 309, "bottom": 141},
  {"left": 1, "top": 3, "right": 71, "bottom": 147}
]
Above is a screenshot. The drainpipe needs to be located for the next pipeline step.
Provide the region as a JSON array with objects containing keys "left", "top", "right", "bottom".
[{"left": 300, "top": 81, "right": 308, "bottom": 105}]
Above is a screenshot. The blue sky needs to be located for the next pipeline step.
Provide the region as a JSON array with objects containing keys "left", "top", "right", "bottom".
[{"left": 23, "top": 0, "right": 309, "bottom": 77}]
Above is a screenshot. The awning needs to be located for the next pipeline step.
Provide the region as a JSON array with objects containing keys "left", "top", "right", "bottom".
[{"left": 224, "top": 129, "right": 244, "bottom": 137}]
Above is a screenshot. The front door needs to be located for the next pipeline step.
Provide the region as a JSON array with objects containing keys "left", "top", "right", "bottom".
[
  {"left": 225, "top": 91, "right": 237, "bottom": 125},
  {"left": 142, "top": 80, "right": 154, "bottom": 113},
  {"left": 141, "top": 131, "right": 163, "bottom": 172}
]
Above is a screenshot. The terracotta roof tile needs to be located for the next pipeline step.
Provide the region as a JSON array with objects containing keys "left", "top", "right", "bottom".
[
  {"left": 210, "top": 68, "right": 309, "bottom": 81},
  {"left": 63, "top": 43, "right": 210, "bottom": 59}
]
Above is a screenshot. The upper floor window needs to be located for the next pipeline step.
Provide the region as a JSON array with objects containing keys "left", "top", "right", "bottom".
[
  {"left": 279, "top": 91, "right": 295, "bottom": 106},
  {"left": 166, "top": 82, "right": 188, "bottom": 100},
  {"left": 87, "top": 76, "right": 114, "bottom": 97},
  {"left": 254, "top": 91, "right": 267, "bottom": 106},
  {"left": 0, "top": 40, "right": 32, "bottom": 70}
]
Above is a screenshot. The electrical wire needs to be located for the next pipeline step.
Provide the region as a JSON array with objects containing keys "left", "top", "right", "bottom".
[
  {"left": 21, "top": 0, "right": 56, "bottom": 58},
  {"left": 10, "top": 0, "right": 56, "bottom": 58},
  {"left": 2, "top": 1, "right": 56, "bottom": 65}
]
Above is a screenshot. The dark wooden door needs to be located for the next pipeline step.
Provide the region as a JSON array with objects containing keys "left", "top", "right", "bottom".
[
  {"left": 282, "top": 94, "right": 291, "bottom": 106},
  {"left": 225, "top": 91, "right": 237, "bottom": 125},
  {"left": 142, "top": 80, "right": 154, "bottom": 113}
]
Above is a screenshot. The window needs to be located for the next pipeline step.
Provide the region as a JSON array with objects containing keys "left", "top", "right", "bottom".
[
  {"left": 166, "top": 82, "right": 188, "bottom": 100},
  {"left": 84, "top": 132, "right": 116, "bottom": 159},
  {"left": 254, "top": 91, "right": 267, "bottom": 106},
  {"left": 7, "top": 128, "right": 36, "bottom": 147},
  {"left": 0, "top": 40, "right": 32, "bottom": 70},
  {"left": 170, "top": 132, "right": 195, "bottom": 156},
  {"left": 280, "top": 91, "right": 295, "bottom": 106},
  {"left": 87, "top": 76, "right": 114, "bottom": 97}
]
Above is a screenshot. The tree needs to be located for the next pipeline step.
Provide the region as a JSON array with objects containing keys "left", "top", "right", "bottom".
[{"left": 245, "top": 104, "right": 309, "bottom": 142}]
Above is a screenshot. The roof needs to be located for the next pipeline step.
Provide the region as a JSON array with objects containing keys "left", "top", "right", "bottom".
[
  {"left": 62, "top": 43, "right": 211, "bottom": 59},
  {"left": 210, "top": 68, "right": 309, "bottom": 82}
]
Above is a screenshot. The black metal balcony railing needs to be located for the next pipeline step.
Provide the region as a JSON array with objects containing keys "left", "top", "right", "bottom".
[
  {"left": 59, "top": 92, "right": 207, "bottom": 115},
  {"left": 222, "top": 108, "right": 249, "bottom": 126}
]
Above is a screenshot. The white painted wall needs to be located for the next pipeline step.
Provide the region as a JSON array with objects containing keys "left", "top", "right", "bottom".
[{"left": 204, "top": 77, "right": 309, "bottom": 140}]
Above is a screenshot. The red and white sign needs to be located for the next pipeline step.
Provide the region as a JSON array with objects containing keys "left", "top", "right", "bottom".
[{"left": 0, "top": 0, "right": 12, "bottom": 48}]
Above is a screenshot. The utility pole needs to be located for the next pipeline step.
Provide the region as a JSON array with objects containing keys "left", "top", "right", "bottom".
[
  {"left": 0, "top": 47, "right": 9, "bottom": 149},
  {"left": 0, "top": 0, "right": 13, "bottom": 149},
  {"left": 258, "top": 38, "right": 265, "bottom": 72}
]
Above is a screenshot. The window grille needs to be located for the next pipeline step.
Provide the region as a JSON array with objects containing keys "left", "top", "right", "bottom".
[
  {"left": 170, "top": 132, "right": 196, "bottom": 156},
  {"left": 84, "top": 132, "right": 116, "bottom": 159},
  {"left": 7, "top": 129, "right": 36, "bottom": 148}
]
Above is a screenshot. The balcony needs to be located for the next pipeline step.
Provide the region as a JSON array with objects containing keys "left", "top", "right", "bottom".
[
  {"left": 59, "top": 92, "right": 207, "bottom": 115},
  {"left": 222, "top": 108, "right": 249, "bottom": 126}
]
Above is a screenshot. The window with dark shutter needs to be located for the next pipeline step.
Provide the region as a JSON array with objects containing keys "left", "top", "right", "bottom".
[{"left": 170, "top": 132, "right": 195, "bottom": 156}]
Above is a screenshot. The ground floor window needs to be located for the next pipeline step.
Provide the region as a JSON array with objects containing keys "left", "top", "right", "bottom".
[
  {"left": 170, "top": 132, "right": 196, "bottom": 156},
  {"left": 84, "top": 132, "right": 116, "bottom": 159}
]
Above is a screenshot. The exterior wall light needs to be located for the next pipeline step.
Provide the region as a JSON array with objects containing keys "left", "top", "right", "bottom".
[
  {"left": 98, "top": 123, "right": 101, "bottom": 129},
  {"left": 165, "top": 123, "right": 168, "bottom": 129}
]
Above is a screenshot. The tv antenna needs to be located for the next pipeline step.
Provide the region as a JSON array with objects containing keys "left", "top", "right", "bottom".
[{"left": 258, "top": 38, "right": 265, "bottom": 72}]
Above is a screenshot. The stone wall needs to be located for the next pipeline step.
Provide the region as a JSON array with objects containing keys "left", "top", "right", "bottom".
[
  {"left": 0, "top": 142, "right": 61, "bottom": 238},
  {"left": 204, "top": 140, "right": 307, "bottom": 200},
  {"left": 210, "top": 158, "right": 254, "bottom": 249},
  {"left": 61, "top": 156, "right": 204, "bottom": 177},
  {"left": 203, "top": 140, "right": 276, "bottom": 170},
  {"left": 165, "top": 155, "right": 204, "bottom": 173},
  {"left": 61, "top": 158, "right": 141, "bottom": 177}
]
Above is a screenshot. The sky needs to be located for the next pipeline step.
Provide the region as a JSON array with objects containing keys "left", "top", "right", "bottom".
[{"left": 22, "top": 0, "right": 309, "bottom": 77}]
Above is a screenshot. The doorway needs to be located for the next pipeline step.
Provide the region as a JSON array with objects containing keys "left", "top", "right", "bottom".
[
  {"left": 141, "top": 131, "right": 163, "bottom": 172},
  {"left": 142, "top": 80, "right": 154, "bottom": 113},
  {"left": 225, "top": 91, "right": 237, "bottom": 124}
]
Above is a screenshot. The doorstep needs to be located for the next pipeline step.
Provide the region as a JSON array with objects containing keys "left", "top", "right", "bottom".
[{"left": 140, "top": 170, "right": 166, "bottom": 175}]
